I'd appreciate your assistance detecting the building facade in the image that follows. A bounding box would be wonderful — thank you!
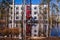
[31,5,39,37]
[39,4,49,37]
[9,5,22,39]
[9,4,49,38]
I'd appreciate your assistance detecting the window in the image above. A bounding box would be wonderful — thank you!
[34,12,37,14]
[21,7,23,10]
[16,16,19,19]
[9,20,12,23]
[27,6,31,10]
[43,25,47,32]
[2,17,6,19]
[0,24,5,27]
[34,7,37,9]
[44,12,47,14]
[16,24,18,27]
[11,17,12,19]
[44,25,47,27]
[16,11,19,14]
[40,16,42,19]
[34,30,37,32]
[11,12,12,14]
[16,24,20,27]
[44,25,47,31]
[44,20,48,23]
[3,25,6,27]
[39,7,42,9]
[9,24,12,28]
[0,24,3,27]
[43,17,47,19]
[34,17,37,19]
[34,34,37,36]
[9,16,12,20]
[34,24,37,27]
[16,7,19,9]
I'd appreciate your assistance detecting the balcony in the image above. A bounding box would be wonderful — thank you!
[0,19,6,23]
[26,19,38,24]
[32,20,38,23]
[26,10,31,14]
[30,18,38,23]
[26,26,31,33]
[26,6,31,19]
[26,25,31,36]
[26,15,32,19]
[26,10,31,19]
[39,20,44,23]
[26,6,31,10]
[14,20,21,23]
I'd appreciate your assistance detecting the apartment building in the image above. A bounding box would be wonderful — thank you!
[26,5,31,36]
[39,4,49,37]
[0,2,9,36]
[9,5,22,39]
[31,5,39,37]
[9,5,22,28]
[9,4,49,37]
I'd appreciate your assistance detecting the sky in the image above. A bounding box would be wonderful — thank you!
[15,0,41,5]
[0,0,60,9]
[0,0,41,4]
[14,0,59,5]
[0,0,59,5]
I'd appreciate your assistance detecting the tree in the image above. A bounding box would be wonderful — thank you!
[41,0,52,37]
[0,0,11,37]
[41,0,60,37]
